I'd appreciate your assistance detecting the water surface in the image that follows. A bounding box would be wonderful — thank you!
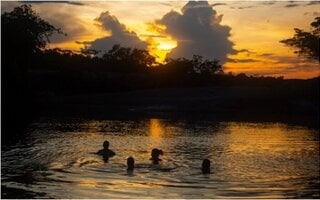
[2,118,319,198]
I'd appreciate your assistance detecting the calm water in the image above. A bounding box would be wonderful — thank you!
[1,118,319,198]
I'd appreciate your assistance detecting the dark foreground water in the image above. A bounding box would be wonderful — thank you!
[1,118,319,198]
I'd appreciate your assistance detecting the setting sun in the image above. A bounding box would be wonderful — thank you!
[150,40,177,63]
[157,42,176,51]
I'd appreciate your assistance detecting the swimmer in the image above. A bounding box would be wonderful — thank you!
[127,157,135,171]
[202,159,211,174]
[150,148,163,164]
[97,140,116,159]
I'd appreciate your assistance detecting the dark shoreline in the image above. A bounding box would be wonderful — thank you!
[37,86,319,129]
[2,85,319,146]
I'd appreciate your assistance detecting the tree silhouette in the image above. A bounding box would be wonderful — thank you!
[102,44,156,72]
[2,4,63,65]
[1,5,63,141]
[164,55,223,76]
[280,17,319,61]
[191,55,223,75]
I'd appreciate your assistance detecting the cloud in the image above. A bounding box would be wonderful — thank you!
[237,6,257,9]
[306,1,320,6]
[284,2,306,8]
[18,1,85,6]
[211,3,227,7]
[66,2,85,6]
[160,2,173,7]
[155,1,236,63]
[237,49,256,54]
[139,34,166,38]
[248,62,320,78]
[85,11,148,55]
[304,11,320,16]
[41,11,87,43]
[260,2,276,5]
[227,58,260,63]
[235,49,257,57]
[259,53,275,57]
[285,4,300,8]
[0,1,21,14]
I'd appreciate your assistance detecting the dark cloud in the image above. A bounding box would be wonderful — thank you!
[227,58,260,63]
[304,11,320,16]
[160,2,173,7]
[237,6,257,9]
[306,1,320,5]
[264,55,315,64]
[86,11,147,55]
[236,49,257,56]
[284,2,306,8]
[139,34,166,38]
[285,4,300,8]
[248,63,320,78]
[211,3,228,7]
[156,1,236,63]
[228,2,258,9]
[284,64,320,71]
[260,53,275,57]
[67,1,85,6]
[18,1,85,6]
[237,49,253,53]
[260,2,276,6]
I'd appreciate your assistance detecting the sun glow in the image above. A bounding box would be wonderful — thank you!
[140,23,177,63]
[157,43,176,51]
[148,39,177,63]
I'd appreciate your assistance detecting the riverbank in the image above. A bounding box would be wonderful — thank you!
[37,86,318,127]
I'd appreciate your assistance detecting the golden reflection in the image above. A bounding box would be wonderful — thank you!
[149,119,164,139]
[226,123,291,153]
[76,180,101,188]
[83,120,105,133]
[221,122,319,180]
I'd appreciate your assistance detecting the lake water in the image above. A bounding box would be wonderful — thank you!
[1,118,319,198]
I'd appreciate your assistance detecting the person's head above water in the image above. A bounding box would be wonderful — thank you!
[97,140,115,159]
[202,159,211,174]
[127,157,135,170]
[151,148,163,160]
[103,140,110,150]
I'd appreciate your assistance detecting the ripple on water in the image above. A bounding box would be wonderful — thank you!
[1,119,319,198]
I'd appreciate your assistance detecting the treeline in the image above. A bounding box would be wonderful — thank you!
[27,46,289,96]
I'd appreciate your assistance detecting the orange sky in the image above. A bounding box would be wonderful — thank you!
[2,1,319,79]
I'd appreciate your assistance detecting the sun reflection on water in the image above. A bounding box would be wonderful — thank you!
[149,118,165,139]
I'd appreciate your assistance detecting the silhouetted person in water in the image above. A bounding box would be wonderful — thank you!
[127,157,135,171]
[97,140,115,162]
[202,159,211,174]
[150,148,163,164]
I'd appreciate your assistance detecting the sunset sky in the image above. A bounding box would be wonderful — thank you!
[2,1,320,79]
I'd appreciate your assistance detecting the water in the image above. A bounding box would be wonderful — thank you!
[1,118,319,198]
